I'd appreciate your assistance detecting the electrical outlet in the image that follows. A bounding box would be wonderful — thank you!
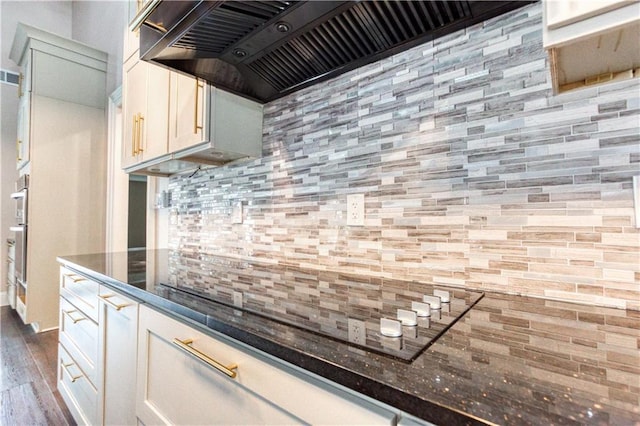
[347,194,365,226]
[233,291,243,308]
[347,318,366,344]
[232,201,243,224]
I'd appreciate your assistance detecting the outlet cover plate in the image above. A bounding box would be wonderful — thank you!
[347,318,367,344]
[347,194,365,226]
[232,201,243,224]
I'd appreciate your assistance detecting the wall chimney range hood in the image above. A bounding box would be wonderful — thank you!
[135,1,529,103]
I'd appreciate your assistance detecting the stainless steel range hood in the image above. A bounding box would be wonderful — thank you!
[134,0,530,104]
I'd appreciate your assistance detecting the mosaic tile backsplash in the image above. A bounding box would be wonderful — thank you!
[168,3,640,310]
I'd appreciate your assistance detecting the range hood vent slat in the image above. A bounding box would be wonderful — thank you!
[140,1,531,102]
[248,0,470,95]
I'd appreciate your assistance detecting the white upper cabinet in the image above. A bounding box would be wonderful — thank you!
[543,0,640,93]
[122,57,170,168]
[167,72,263,162]
[10,24,107,171]
[121,2,264,177]
[168,71,206,152]
[16,89,30,169]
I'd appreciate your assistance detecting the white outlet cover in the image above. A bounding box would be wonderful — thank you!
[232,201,243,224]
[347,193,365,226]
[233,291,243,308]
[633,176,639,228]
[347,318,367,343]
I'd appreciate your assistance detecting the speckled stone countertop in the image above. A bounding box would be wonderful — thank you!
[58,250,640,425]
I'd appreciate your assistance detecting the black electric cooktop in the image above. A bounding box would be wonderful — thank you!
[159,253,484,361]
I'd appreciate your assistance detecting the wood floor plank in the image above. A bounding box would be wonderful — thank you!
[1,312,43,391]
[0,306,76,425]
[1,379,72,426]
[23,329,60,389]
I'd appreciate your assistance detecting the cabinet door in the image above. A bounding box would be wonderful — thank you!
[168,72,206,153]
[99,286,139,426]
[140,64,170,160]
[122,58,146,168]
[122,59,169,168]
[136,306,302,425]
[16,92,30,169]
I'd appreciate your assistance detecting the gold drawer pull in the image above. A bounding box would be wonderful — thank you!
[173,338,238,379]
[99,294,129,311]
[63,273,86,283]
[132,114,138,156]
[194,79,204,134]
[61,362,83,383]
[63,309,86,324]
[138,114,145,152]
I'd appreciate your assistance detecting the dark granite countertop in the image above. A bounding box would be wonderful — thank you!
[58,250,640,425]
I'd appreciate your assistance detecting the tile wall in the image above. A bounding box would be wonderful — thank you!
[168,2,640,310]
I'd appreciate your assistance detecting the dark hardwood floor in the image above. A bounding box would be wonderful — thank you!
[1,306,76,425]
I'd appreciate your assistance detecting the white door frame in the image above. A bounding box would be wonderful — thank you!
[105,86,128,253]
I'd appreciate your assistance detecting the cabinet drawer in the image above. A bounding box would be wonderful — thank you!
[60,267,99,322]
[59,297,99,386]
[58,343,98,426]
[137,306,396,425]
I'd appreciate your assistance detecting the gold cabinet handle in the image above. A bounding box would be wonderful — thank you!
[18,73,23,98]
[63,273,86,283]
[138,113,144,152]
[61,362,83,383]
[194,79,204,134]
[16,139,22,162]
[132,114,138,156]
[99,294,129,311]
[173,338,238,379]
[63,309,87,324]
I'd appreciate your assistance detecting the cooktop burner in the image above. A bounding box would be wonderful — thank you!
[159,253,483,361]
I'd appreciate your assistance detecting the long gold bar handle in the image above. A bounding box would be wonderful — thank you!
[194,79,204,134]
[99,294,129,311]
[16,139,22,162]
[138,114,144,152]
[62,362,83,383]
[63,273,86,283]
[18,73,23,98]
[132,114,138,156]
[173,338,238,379]
[63,309,87,324]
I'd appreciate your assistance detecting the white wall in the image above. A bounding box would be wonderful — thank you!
[71,1,126,95]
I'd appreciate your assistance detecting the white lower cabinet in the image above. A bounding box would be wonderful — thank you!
[58,343,100,425]
[99,285,139,425]
[57,270,100,426]
[136,305,397,426]
[58,266,139,426]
